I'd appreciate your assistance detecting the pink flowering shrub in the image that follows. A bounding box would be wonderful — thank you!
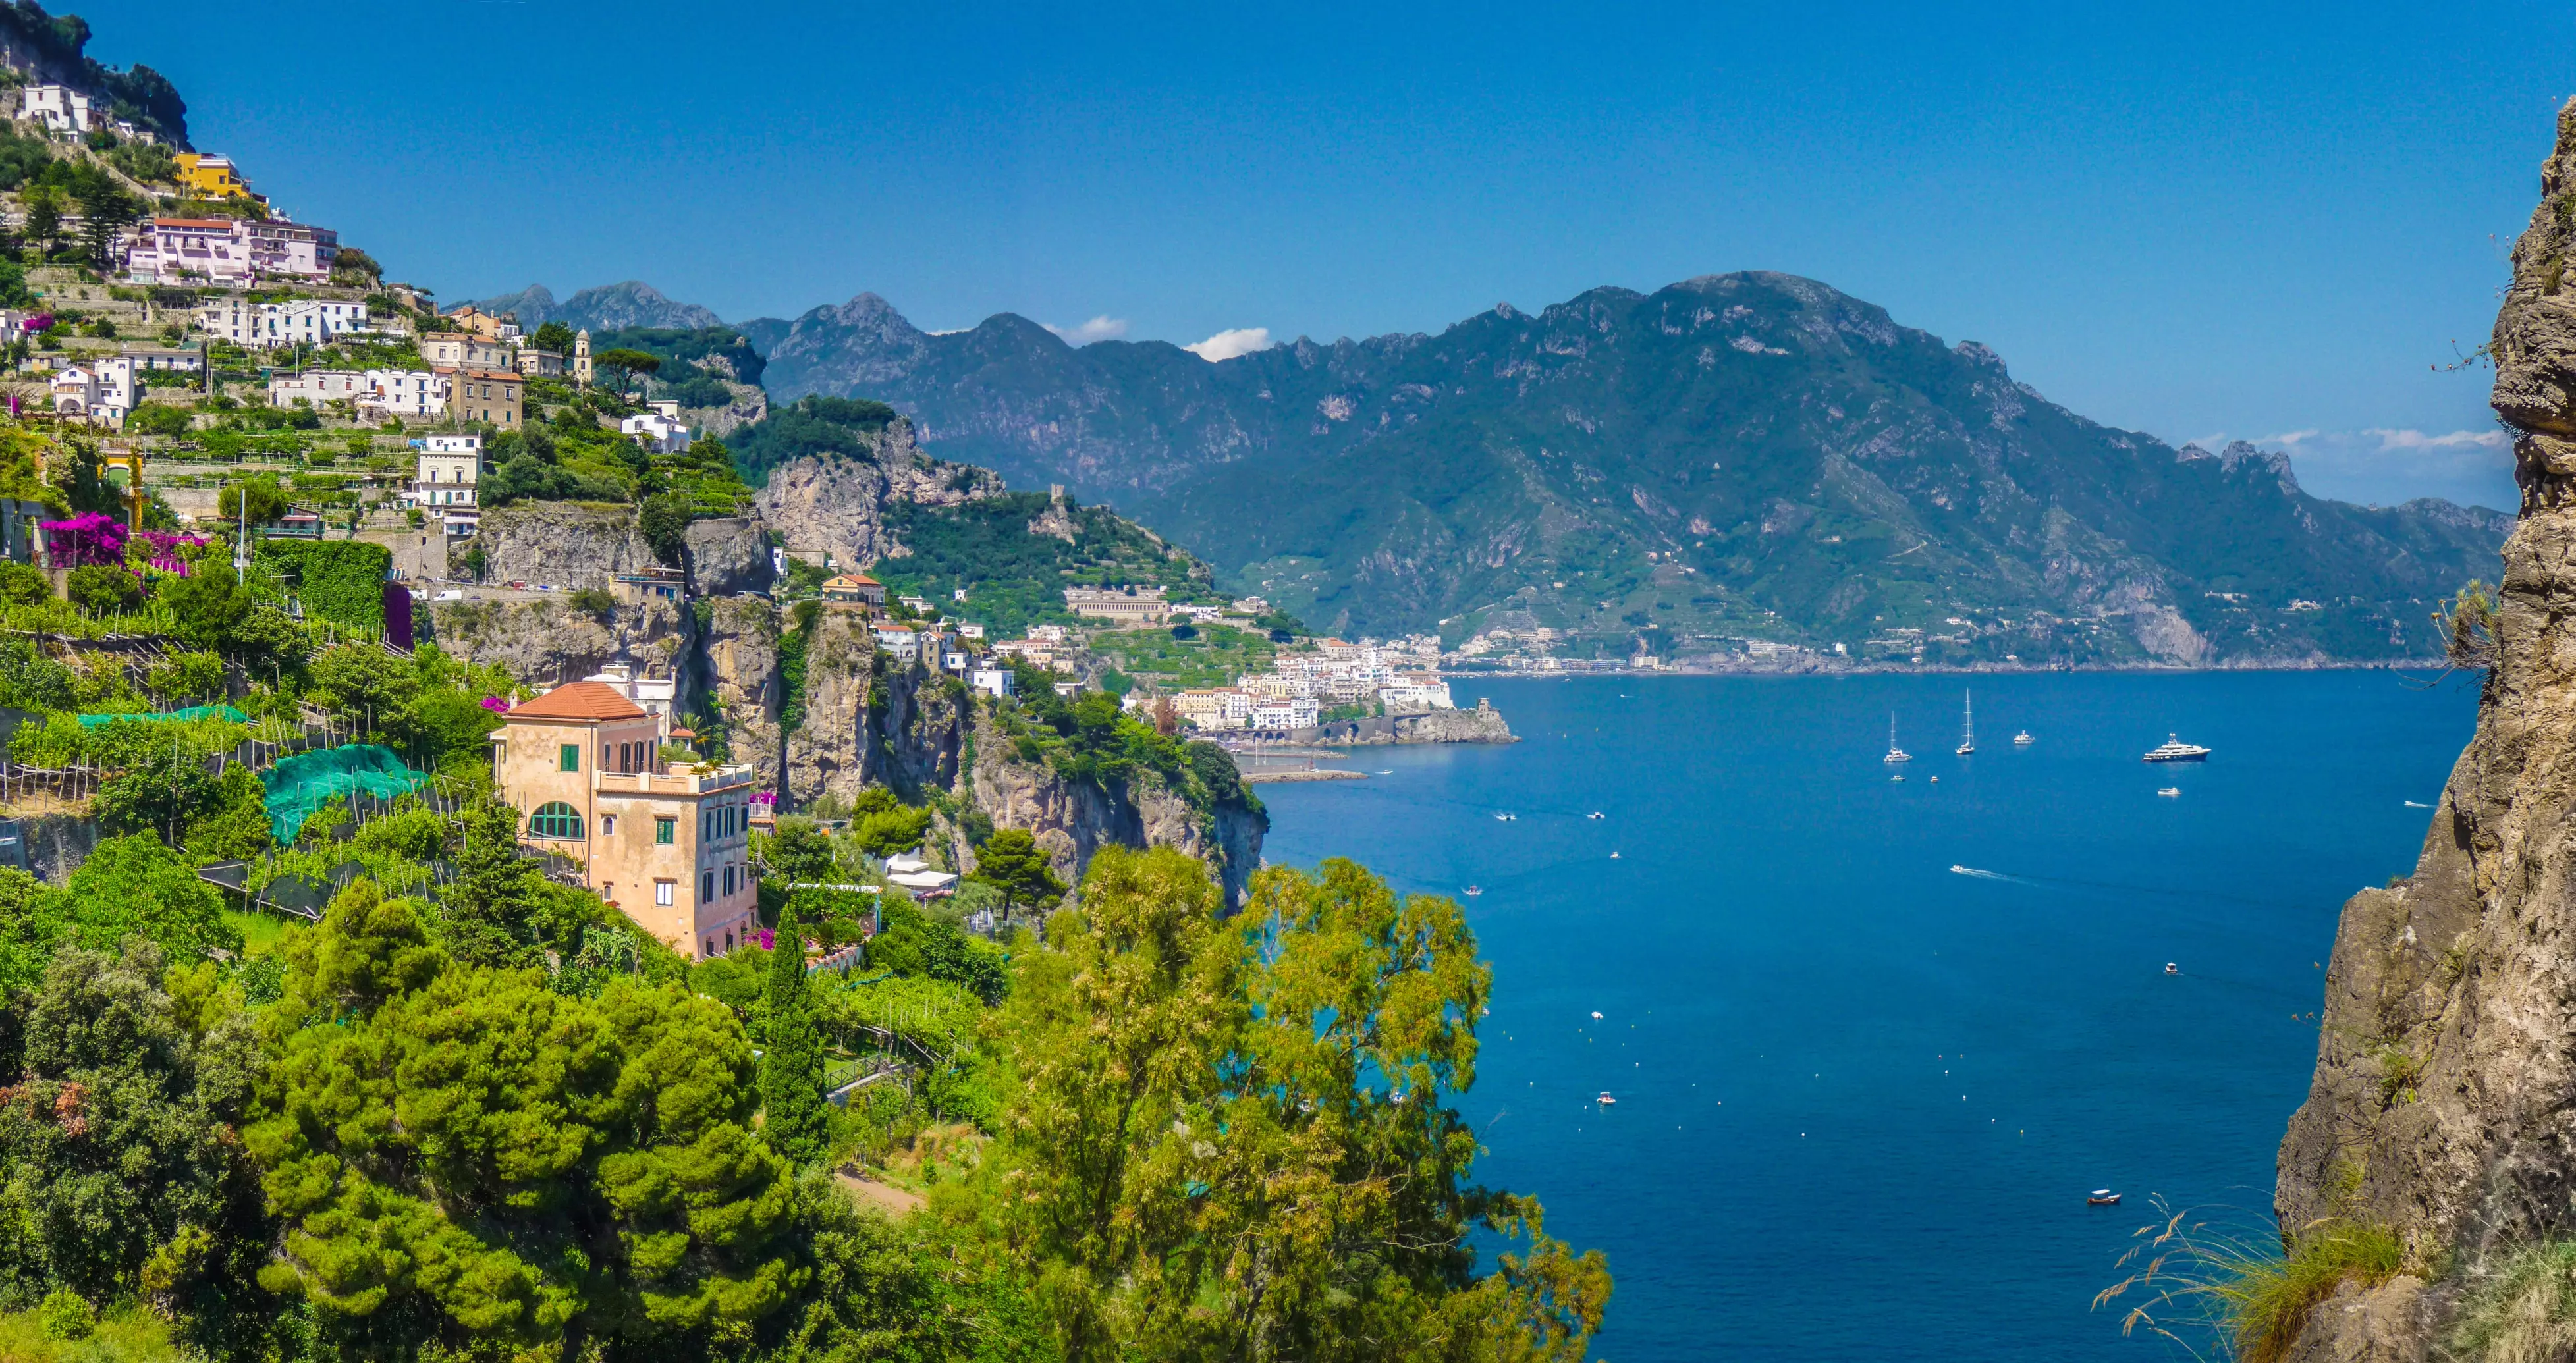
[136,529,207,577]
[42,513,127,568]
[757,928,776,951]
[480,696,512,714]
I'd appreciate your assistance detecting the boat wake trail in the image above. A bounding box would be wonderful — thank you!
[1948,865,2304,911]
[1948,866,2033,884]
[2405,801,2434,809]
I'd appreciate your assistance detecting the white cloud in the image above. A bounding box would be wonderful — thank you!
[2259,428,2320,447]
[1043,315,1129,346]
[2363,427,2511,450]
[1184,327,1273,362]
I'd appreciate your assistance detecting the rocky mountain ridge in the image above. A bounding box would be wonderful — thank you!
[464,280,725,333]
[732,278,2511,666]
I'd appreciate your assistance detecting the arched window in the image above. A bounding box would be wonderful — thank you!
[600,814,617,836]
[530,801,584,839]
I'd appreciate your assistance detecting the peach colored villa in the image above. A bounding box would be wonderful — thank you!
[491,680,759,960]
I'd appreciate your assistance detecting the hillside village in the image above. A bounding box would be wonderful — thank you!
[0,14,1628,1363]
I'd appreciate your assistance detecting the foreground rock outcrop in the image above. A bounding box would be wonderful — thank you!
[2270,98,2576,1360]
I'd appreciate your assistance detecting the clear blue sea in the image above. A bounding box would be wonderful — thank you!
[1254,671,2479,1361]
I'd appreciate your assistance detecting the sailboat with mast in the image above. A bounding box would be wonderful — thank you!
[1883,714,1911,764]
[1956,691,1975,757]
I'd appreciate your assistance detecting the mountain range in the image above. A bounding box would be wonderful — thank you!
[464,281,724,334]
[480,273,2513,665]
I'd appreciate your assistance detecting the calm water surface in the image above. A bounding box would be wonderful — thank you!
[1255,672,2477,1361]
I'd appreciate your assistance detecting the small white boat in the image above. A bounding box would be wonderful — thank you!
[1884,714,1911,764]
[2164,963,2179,975]
[1597,1092,1617,1106]
[1890,773,1906,782]
[1591,1011,1603,1019]
[1587,811,1604,820]
[2156,787,2181,798]
[2013,730,2034,746]
[2087,1189,2122,1206]
[1465,886,1483,897]
[1956,690,1975,756]
[1493,812,1516,822]
[1377,769,1392,775]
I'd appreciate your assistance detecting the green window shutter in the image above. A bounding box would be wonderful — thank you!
[656,817,674,845]
[560,743,578,772]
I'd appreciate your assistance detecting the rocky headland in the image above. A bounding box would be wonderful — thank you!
[2266,96,2576,1361]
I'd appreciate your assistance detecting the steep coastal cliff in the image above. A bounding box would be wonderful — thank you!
[428,456,1265,904]
[2267,99,2576,1360]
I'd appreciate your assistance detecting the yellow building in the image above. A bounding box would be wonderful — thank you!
[173,153,255,201]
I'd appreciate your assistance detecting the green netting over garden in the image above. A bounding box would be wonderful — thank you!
[261,743,427,843]
[78,705,250,728]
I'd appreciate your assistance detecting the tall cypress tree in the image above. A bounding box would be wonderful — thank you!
[761,905,827,1163]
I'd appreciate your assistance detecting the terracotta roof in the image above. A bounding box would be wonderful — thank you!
[505,681,645,722]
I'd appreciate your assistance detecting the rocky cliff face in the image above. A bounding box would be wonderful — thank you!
[458,502,660,589]
[2269,98,2576,1360]
[751,417,1005,569]
[437,467,1265,902]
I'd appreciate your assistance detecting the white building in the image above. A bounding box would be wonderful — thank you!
[1249,696,1321,731]
[872,627,919,661]
[410,435,481,534]
[49,358,136,426]
[20,84,93,134]
[969,665,1016,698]
[132,217,336,287]
[268,369,368,406]
[1378,679,1456,712]
[362,369,443,417]
[196,297,369,350]
[620,406,690,454]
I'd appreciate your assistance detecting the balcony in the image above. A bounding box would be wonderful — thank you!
[593,762,758,797]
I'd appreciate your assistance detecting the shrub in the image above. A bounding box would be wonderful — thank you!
[64,563,140,616]
[567,585,615,616]
[38,1287,93,1340]
[0,560,48,604]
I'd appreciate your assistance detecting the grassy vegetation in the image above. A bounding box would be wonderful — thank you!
[2098,1206,2407,1363]
[2447,1237,2576,1362]
[0,1297,182,1362]
[1087,622,1276,688]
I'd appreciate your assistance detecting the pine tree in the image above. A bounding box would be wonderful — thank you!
[438,803,543,969]
[760,906,827,1163]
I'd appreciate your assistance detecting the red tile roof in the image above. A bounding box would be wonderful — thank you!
[506,681,645,722]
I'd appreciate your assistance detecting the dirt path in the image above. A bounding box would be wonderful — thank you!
[834,1169,925,1217]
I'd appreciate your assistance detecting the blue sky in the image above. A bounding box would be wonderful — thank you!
[76,0,2572,510]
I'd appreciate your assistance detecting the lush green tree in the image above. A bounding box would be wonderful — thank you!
[248,880,802,1354]
[854,804,934,859]
[24,835,236,969]
[968,828,1066,921]
[63,562,140,616]
[310,641,418,731]
[593,346,663,392]
[93,744,217,842]
[639,491,693,564]
[979,847,1609,1361]
[769,1187,1053,1362]
[215,477,288,525]
[407,685,503,770]
[863,897,1008,1005]
[157,566,252,652]
[437,801,549,969]
[24,184,61,255]
[532,320,576,356]
[762,815,840,885]
[0,636,77,708]
[760,906,827,1164]
[0,943,287,1357]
